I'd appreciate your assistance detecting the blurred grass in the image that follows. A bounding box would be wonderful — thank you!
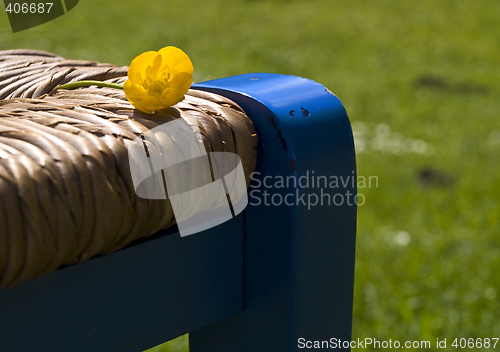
[2,0,500,350]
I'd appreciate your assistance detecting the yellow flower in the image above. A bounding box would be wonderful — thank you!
[124,46,193,114]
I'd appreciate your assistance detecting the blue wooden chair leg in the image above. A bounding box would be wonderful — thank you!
[190,74,357,351]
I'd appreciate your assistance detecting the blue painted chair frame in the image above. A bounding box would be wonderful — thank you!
[0,73,357,352]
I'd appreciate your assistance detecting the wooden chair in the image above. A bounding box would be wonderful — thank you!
[0,73,357,352]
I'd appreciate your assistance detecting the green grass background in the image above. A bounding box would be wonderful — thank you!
[1,0,500,350]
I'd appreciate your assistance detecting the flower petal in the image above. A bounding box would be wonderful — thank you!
[170,72,193,92]
[127,51,157,83]
[124,80,146,100]
[158,46,194,75]
[150,53,163,78]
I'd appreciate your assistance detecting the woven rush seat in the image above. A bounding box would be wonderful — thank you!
[0,50,258,288]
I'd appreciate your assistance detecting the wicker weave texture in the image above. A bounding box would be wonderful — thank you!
[0,50,258,288]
